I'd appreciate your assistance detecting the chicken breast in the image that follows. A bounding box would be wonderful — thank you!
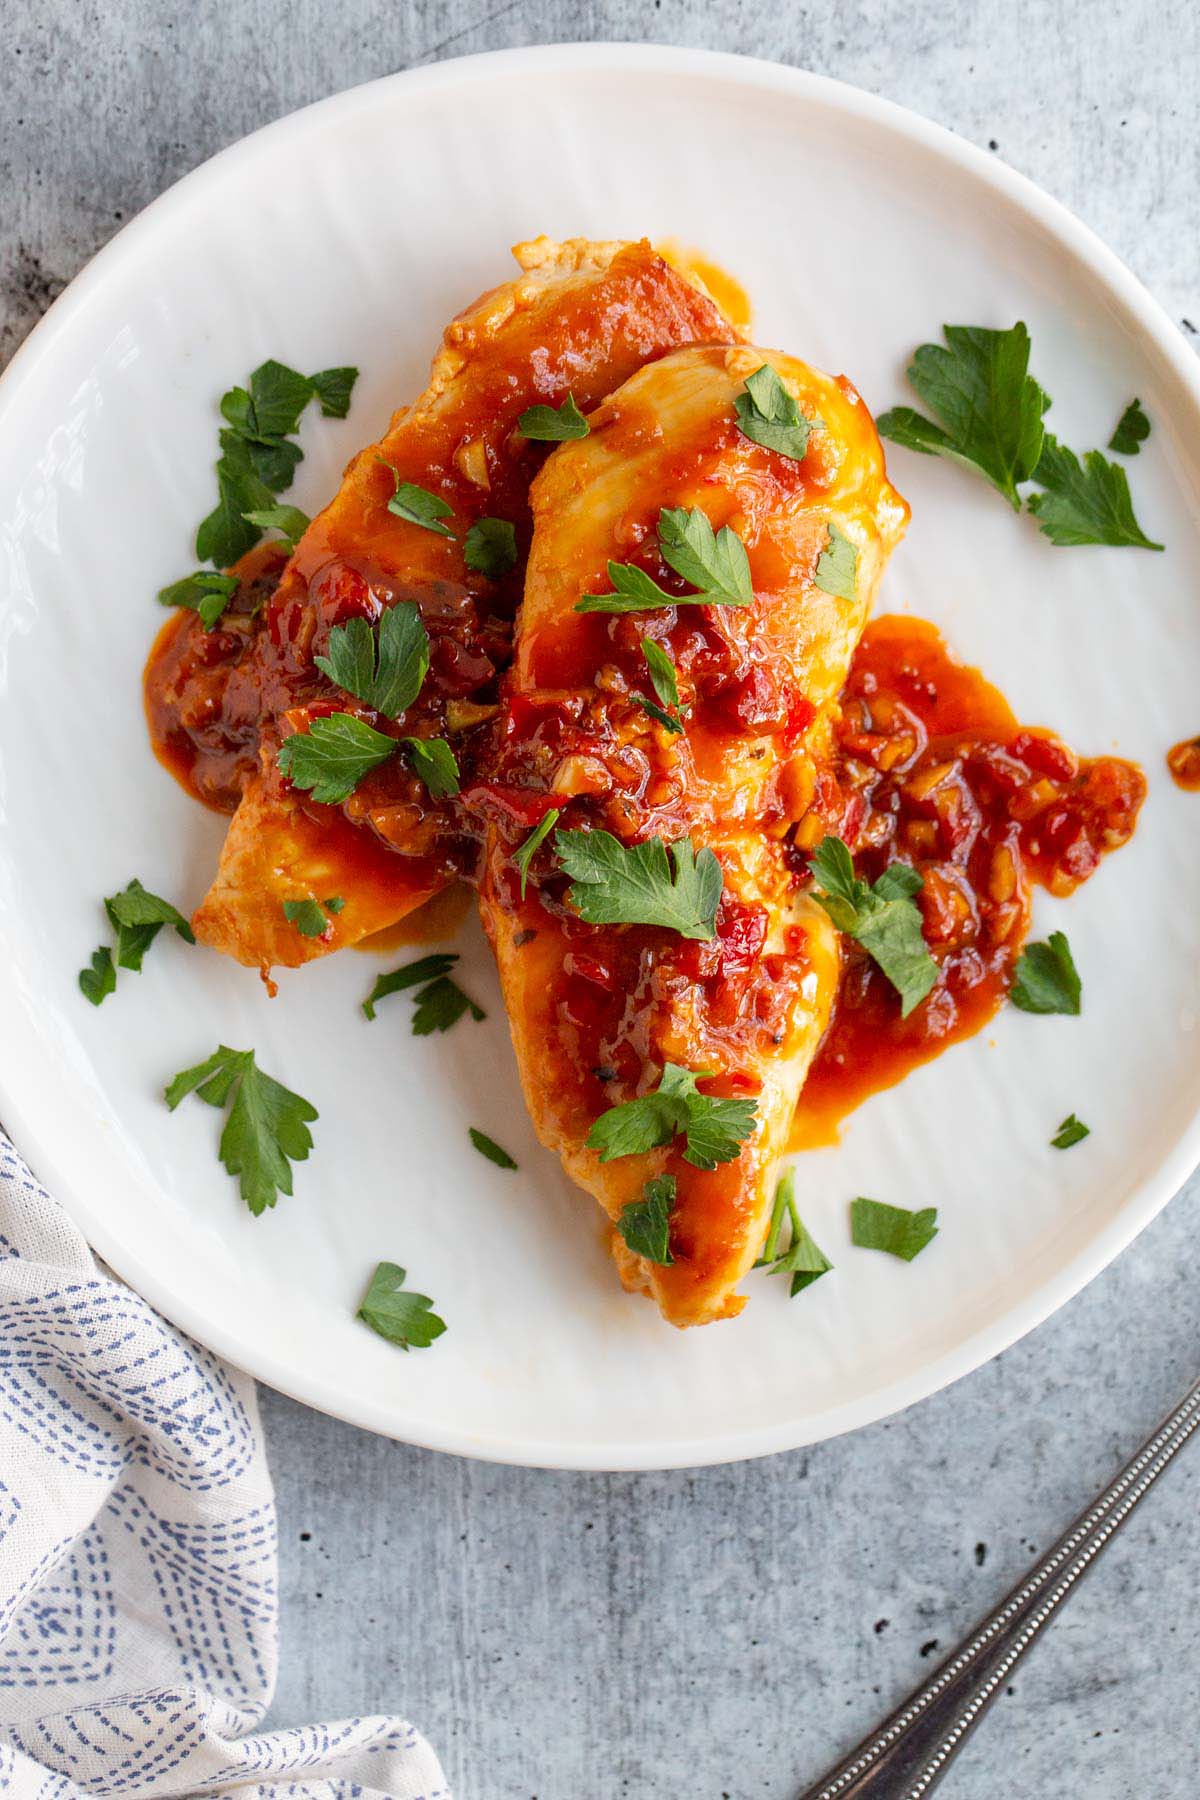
[474,344,908,1326]
[177,238,739,972]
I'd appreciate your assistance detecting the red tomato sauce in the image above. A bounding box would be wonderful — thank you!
[792,616,1146,1144]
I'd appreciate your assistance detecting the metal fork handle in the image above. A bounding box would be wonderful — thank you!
[799,1375,1200,1799]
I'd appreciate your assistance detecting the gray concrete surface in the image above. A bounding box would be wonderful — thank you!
[5,3,1199,1795]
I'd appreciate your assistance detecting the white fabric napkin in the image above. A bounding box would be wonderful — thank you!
[0,1128,449,1800]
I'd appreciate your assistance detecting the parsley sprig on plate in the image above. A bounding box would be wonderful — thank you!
[357,1261,447,1350]
[158,358,358,628]
[877,321,1160,548]
[850,1196,939,1261]
[165,1045,317,1215]
[1009,930,1081,1014]
[755,1168,832,1297]
[79,878,195,1006]
[587,1063,757,1170]
[361,951,485,1033]
[807,836,937,1018]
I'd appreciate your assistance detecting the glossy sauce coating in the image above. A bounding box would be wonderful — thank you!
[145,239,740,972]
[792,616,1146,1144]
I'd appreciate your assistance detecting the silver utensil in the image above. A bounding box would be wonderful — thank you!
[798,1375,1200,1798]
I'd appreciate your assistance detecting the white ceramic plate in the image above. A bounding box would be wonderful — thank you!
[2,45,1198,1470]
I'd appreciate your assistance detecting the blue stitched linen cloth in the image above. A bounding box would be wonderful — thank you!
[0,1130,449,1800]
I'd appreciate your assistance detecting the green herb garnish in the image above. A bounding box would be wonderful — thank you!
[402,736,460,798]
[517,393,590,441]
[616,1176,676,1265]
[314,603,430,719]
[734,364,814,461]
[463,517,518,576]
[850,1196,939,1262]
[165,1045,317,1216]
[79,946,116,1007]
[577,507,752,613]
[555,829,722,940]
[807,837,937,1018]
[361,952,485,1034]
[876,323,1050,508]
[276,713,398,805]
[357,1261,446,1350]
[241,503,310,548]
[1108,399,1150,457]
[1051,1113,1090,1150]
[813,523,858,600]
[381,467,455,537]
[283,897,343,939]
[156,571,240,630]
[1026,436,1162,549]
[630,637,685,734]
[756,1168,833,1296]
[587,1063,757,1171]
[1009,930,1081,1014]
[513,808,561,900]
[469,1128,518,1170]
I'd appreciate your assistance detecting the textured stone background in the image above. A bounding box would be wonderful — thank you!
[4,4,1199,1797]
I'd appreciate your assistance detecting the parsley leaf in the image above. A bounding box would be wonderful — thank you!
[850,1196,939,1262]
[165,1045,317,1216]
[876,322,1050,508]
[310,366,359,419]
[283,897,342,939]
[360,952,485,1033]
[157,571,240,630]
[657,506,753,604]
[576,562,682,615]
[402,736,460,798]
[411,976,486,1036]
[1051,1112,1090,1150]
[1026,436,1162,549]
[245,359,322,438]
[813,523,858,600]
[1009,930,1081,1014]
[362,951,457,1020]
[587,1063,757,1171]
[382,465,455,536]
[734,364,814,460]
[106,878,196,969]
[756,1168,832,1296]
[277,713,398,804]
[79,946,116,1006]
[463,517,518,577]
[517,393,590,441]
[314,603,430,719]
[241,503,310,548]
[177,359,357,579]
[631,637,685,734]
[513,808,561,899]
[469,1128,517,1170]
[807,837,937,1018]
[196,432,278,567]
[577,509,752,614]
[616,1176,676,1266]
[1108,398,1150,457]
[555,829,723,940]
[357,1261,446,1351]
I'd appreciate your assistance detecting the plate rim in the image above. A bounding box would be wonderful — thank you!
[3,40,1199,1470]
